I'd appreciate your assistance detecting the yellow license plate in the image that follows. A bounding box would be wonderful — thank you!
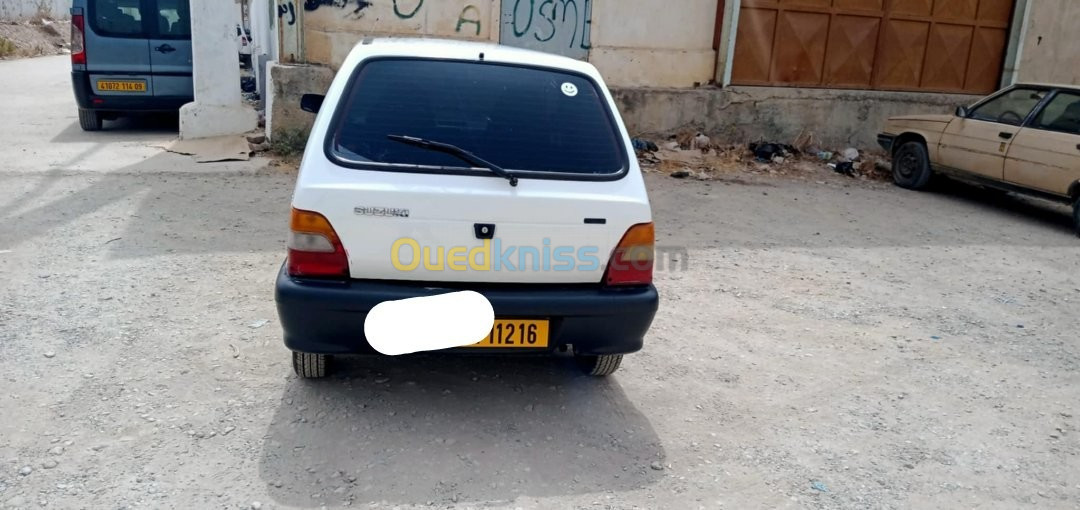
[98,80,146,92]
[469,319,549,348]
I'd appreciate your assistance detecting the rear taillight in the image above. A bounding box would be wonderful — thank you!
[287,208,349,278]
[604,223,655,286]
[70,15,86,65]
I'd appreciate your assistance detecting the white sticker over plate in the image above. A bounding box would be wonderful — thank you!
[561,82,578,97]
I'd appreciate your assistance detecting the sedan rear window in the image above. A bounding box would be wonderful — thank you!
[329,59,626,177]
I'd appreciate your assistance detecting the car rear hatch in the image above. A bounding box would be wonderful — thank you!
[293,57,651,285]
[82,0,155,99]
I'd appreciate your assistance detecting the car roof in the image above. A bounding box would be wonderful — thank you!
[1014,82,1080,91]
[341,37,600,77]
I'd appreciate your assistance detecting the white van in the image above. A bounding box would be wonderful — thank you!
[276,39,658,379]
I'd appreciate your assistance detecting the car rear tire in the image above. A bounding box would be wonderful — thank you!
[292,351,330,379]
[892,141,932,190]
[575,353,623,376]
[78,109,102,131]
[1072,198,1080,238]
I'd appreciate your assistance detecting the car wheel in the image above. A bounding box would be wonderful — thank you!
[1072,198,1080,238]
[78,109,102,131]
[892,141,932,190]
[575,353,623,376]
[292,351,330,379]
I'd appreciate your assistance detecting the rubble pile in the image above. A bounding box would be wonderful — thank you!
[634,131,892,183]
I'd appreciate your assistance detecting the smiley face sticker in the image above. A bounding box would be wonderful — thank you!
[560,82,579,97]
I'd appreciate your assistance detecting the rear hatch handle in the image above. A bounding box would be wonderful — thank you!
[155,44,177,53]
[387,135,519,187]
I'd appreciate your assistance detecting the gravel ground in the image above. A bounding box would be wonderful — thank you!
[2,56,1080,509]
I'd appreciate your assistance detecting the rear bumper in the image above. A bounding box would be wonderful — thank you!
[71,71,192,112]
[877,133,896,153]
[275,265,659,356]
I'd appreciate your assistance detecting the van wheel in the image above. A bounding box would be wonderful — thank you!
[893,141,932,190]
[575,354,623,376]
[78,109,102,131]
[292,351,330,379]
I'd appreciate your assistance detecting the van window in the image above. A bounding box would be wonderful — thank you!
[329,59,626,177]
[91,0,145,37]
[155,0,190,38]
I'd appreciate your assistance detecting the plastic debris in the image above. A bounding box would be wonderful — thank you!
[632,138,659,153]
[829,161,856,177]
[842,147,860,161]
[749,142,796,162]
[810,480,829,492]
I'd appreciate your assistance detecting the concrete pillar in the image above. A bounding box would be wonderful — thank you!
[714,0,741,88]
[179,0,258,139]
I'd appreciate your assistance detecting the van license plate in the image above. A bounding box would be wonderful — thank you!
[98,80,147,92]
[468,320,549,348]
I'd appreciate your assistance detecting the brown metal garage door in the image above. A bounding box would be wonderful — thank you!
[731,0,1015,94]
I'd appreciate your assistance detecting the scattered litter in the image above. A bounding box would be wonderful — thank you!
[164,135,252,163]
[829,161,856,177]
[104,237,122,245]
[43,352,55,358]
[817,151,834,160]
[842,148,860,161]
[749,141,796,162]
[650,461,665,471]
[931,336,942,341]
[373,376,391,384]
[810,480,829,493]
[229,344,240,358]
[661,141,680,151]
[248,319,269,329]
[691,133,712,151]
[631,138,659,153]
[0,250,11,255]
[240,76,256,93]
[670,170,691,179]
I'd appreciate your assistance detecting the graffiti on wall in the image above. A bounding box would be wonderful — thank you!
[501,0,591,59]
[277,0,297,25]
[297,0,485,36]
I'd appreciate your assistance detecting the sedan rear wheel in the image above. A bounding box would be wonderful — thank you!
[575,353,623,376]
[892,141,932,190]
[292,351,330,379]
[1072,198,1080,238]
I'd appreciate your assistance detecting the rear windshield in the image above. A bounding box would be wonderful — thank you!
[329,59,626,177]
[90,0,144,36]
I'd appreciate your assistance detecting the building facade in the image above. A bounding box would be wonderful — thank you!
[259,0,1079,146]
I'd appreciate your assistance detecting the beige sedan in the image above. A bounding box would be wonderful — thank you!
[879,83,1080,236]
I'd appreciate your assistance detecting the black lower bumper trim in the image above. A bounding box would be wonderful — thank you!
[274,265,659,356]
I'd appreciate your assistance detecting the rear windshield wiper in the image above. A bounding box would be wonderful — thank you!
[387,135,518,187]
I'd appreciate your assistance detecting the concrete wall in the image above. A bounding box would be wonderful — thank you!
[1016,0,1080,85]
[0,0,69,21]
[589,0,719,88]
[301,0,499,69]
[612,87,980,149]
[266,62,335,141]
[290,0,720,87]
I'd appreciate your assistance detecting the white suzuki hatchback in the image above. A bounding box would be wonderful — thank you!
[276,39,658,378]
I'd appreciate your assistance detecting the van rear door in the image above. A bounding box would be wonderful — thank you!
[84,0,154,98]
[147,0,193,101]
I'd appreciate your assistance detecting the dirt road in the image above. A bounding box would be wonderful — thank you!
[1,56,1079,509]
